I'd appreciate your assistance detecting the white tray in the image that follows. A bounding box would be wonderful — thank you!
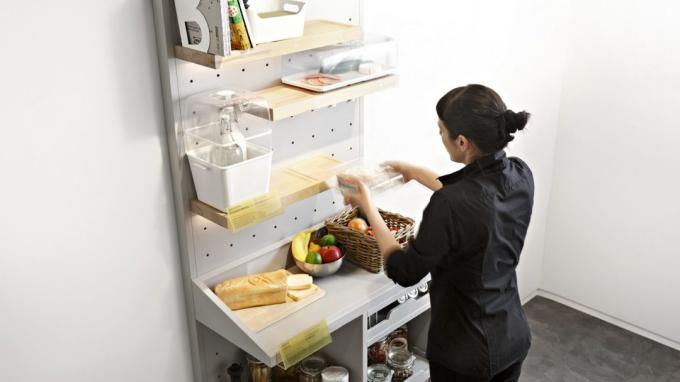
[281,67,397,93]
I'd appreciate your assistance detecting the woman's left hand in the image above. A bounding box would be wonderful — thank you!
[339,175,375,213]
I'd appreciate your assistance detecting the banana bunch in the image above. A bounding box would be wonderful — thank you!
[291,230,312,262]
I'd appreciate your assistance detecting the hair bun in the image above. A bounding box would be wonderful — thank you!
[502,110,530,134]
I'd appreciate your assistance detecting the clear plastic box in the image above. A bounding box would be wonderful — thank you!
[281,35,397,92]
[330,161,405,195]
[183,89,274,210]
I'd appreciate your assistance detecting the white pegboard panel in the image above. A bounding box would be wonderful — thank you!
[175,57,283,99]
[192,188,348,276]
[197,322,245,382]
[270,100,360,163]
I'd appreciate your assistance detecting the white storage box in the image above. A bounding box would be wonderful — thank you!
[246,0,307,44]
[183,89,273,210]
[187,143,273,210]
[282,35,397,92]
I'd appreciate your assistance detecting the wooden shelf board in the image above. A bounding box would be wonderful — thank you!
[175,20,363,69]
[191,156,343,229]
[258,75,399,121]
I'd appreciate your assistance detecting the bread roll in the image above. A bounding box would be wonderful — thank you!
[215,269,288,310]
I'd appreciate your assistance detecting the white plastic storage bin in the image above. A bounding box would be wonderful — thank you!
[246,0,307,44]
[187,143,273,210]
[182,89,273,210]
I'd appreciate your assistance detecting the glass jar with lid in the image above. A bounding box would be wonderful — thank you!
[386,338,415,382]
[247,355,272,382]
[297,355,326,382]
[367,364,393,382]
[321,366,349,382]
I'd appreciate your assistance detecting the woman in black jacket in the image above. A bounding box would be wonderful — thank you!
[342,84,534,382]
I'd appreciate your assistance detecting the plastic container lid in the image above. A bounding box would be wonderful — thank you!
[321,366,349,382]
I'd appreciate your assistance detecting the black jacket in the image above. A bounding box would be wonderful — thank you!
[386,151,534,378]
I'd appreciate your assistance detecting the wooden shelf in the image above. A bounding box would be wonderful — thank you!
[191,155,344,230]
[175,20,363,69]
[257,75,398,121]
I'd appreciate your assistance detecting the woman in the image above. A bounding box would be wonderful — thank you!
[342,84,534,382]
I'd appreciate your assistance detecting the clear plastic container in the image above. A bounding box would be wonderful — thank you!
[333,162,405,195]
[182,88,273,210]
[282,35,397,92]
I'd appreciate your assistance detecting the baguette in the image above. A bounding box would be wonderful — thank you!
[215,269,288,310]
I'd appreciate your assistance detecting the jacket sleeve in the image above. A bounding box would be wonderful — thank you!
[385,192,454,287]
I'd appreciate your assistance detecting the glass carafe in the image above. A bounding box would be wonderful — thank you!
[209,105,247,166]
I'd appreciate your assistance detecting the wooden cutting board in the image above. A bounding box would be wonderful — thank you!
[233,285,326,332]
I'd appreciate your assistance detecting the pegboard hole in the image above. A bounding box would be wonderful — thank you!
[349,147,353,150]
[314,209,317,212]
[192,110,196,115]
[252,234,256,238]
[241,68,246,72]
[331,153,335,157]
[215,352,219,356]
[288,58,292,62]
[203,227,207,230]
[332,201,336,205]
[294,216,298,221]
[311,134,315,138]
[190,79,194,83]
[266,63,270,67]
[349,18,353,22]
[216,73,221,78]
[206,253,210,257]
[291,141,295,145]
[331,128,335,132]
[229,243,234,247]
[349,122,353,126]
[274,225,278,229]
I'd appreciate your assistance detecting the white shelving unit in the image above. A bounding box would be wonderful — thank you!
[151,1,432,381]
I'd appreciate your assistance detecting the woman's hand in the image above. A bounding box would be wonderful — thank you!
[339,175,375,213]
[382,161,418,182]
[383,161,443,191]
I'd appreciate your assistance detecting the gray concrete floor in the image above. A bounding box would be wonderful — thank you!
[522,296,680,382]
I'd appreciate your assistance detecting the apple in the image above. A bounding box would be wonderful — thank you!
[318,245,342,263]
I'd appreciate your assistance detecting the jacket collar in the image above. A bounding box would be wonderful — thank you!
[438,150,507,185]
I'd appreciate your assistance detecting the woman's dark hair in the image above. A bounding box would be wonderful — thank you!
[436,84,530,154]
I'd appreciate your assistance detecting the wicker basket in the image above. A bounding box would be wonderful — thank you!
[325,207,415,273]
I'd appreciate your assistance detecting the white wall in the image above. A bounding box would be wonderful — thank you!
[0,1,193,382]
[543,0,680,348]
[363,0,571,300]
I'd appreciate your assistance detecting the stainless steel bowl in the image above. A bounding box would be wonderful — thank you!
[294,256,344,277]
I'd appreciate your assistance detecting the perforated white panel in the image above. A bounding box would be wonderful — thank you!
[155,1,366,380]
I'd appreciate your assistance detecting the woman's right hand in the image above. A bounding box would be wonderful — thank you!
[382,161,418,182]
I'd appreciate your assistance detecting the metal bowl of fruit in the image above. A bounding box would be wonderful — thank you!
[294,255,344,277]
[292,231,345,277]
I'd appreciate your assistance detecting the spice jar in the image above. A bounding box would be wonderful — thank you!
[367,364,393,382]
[368,337,389,365]
[247,355,272,382]
[387,326,408,343]
[298,355,326,382]
[272,363,297,382]
[386,338,415,382]
[321,366,349,382]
